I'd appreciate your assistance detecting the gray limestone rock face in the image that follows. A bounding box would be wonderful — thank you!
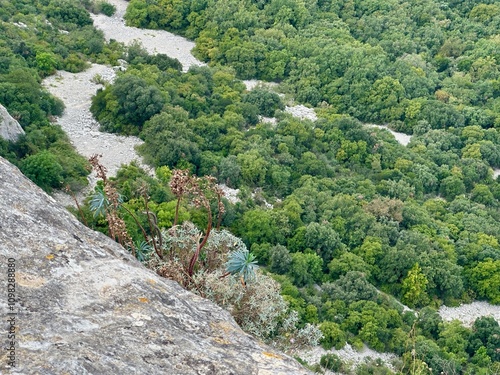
[0,157,311,375]
[0,104,25,142]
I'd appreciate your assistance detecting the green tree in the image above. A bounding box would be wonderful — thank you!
[238,209,272,246]
[269,244,292,274]
[305,222,344,265]
[237,149,268,186]
[323,271,378,304]
[438,320,471,364]
[242,89,284,117]
[470,184,494,205]
[319,321,346,350]
[468,316,500,362]
[289,252,323,286]
[328,252,371,280]
[151,201,190,228]
[440,175,466,201]
[219,155,241,188]
[139,109,201,168]
[365,76,405,123]
[46,0,93,27]
[112,75,165,129]
[21,151,64,192]
[418,100,465,129]
[35,52,57,76]
[417,307,443,340]
[467,259,500,303]
[401,263,429,308]
[354,236,384,265]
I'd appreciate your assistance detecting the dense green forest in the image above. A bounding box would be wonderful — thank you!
[1,0,500,373]
[124,0,500,133]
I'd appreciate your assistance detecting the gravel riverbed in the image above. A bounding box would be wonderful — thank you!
[44,64,150,206]
[439,301,500,327]
[91,0,205,72]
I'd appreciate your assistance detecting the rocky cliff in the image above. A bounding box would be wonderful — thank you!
[0,157,310,374]
[0,104,24,142]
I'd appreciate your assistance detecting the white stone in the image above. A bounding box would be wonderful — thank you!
[0,104,25,142]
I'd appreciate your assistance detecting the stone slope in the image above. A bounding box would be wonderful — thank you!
[0,157,310,375]
[0,104,24,142]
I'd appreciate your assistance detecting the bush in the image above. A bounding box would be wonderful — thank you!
[319,321,347,350]
[269,244,292,274]
[112,75,165,127]
[356,359,394,375]
[242,89,284,117]
[46,0,93,28]
[320,353,343,372]
[98,1,116,16]
[147,54,182,71]
[202,270,288,339]
[84,0,116,16]
[21,151,64,192]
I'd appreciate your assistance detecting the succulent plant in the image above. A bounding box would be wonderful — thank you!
[225,248,259,284]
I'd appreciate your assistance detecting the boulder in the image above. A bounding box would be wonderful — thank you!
[0,104,24,142]
[0,157,310,375]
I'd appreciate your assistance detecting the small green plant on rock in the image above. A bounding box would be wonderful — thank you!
[88,154,134,251]
[87,155,162,260]
[320,353,343,372]
[223,248,259,285]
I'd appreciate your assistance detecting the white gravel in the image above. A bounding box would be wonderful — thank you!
[91,0,205,72]
[285,105,318,121]
[365,124,412,146]
[438,301,500,327]
[297,344,397,373]
[260,116,278,125]
[218,184,240,204]
[43,64,150,205]
[243,79,279,91]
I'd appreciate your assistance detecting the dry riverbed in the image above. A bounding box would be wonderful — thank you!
[44,64,151,206]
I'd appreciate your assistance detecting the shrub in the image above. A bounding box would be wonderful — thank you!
[46,0,93,28]
[21,151,64,192]
[202,270,287,338]
[356,359,394,375]
[85,0,116,16]
[242,89,284,117]
[98,1,116,16]
[319,321,347,350]
[320,353,343,372]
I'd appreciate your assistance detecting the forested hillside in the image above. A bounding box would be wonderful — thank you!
[2,0,499,373]
[124,0,500,133]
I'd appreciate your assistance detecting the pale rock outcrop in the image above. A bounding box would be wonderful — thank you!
[0,157,310,375]
[0,104,24,142]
